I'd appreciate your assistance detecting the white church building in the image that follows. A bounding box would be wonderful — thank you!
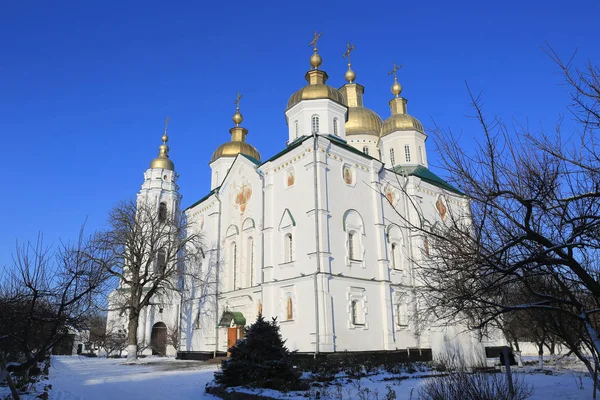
[107,38,504,363]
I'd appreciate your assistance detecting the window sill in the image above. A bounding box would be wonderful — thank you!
[279,261,296,267]
[280,319,295,324]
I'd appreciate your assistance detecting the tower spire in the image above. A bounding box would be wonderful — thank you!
[342,42,356,83]
[149,116,175,170]
[308,30,323,70]
[388,63,403,97]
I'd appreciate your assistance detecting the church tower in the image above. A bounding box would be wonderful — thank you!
[138,117,182,219]
[338,43,383,159]
[285,32,348,143]
[209,94,261,189]
[378,65,428,169]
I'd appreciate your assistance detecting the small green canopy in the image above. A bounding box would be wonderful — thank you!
[218,311,246,327]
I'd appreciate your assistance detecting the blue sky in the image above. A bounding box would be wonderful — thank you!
[1,0,598,268]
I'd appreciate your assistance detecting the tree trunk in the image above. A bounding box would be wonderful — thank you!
[538,343,544,369]
[126,312,139,362]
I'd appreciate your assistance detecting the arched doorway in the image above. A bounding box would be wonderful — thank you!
[150,322,167,356]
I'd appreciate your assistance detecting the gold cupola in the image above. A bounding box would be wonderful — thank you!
[286,31,345,109]
[150,117,175,171]
[211,93,261,163]
[380,63,424,137]
[338,43,383,137]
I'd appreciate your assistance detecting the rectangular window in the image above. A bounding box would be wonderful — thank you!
[404,145,411,162]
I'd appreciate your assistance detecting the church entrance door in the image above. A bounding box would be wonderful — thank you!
[227,327,238,354]
[151,322,167,356]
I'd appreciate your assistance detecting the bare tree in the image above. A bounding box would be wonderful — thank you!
[392,48,600,387]
[0,231,109,399]
[94,200,204,362]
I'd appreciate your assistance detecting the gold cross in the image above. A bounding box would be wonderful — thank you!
[342,42,355,64]
[309,30,322,51]
[164,116,170,133]
[388,63,402,80]
[234,92,242,110]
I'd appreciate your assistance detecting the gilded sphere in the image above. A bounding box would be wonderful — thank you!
[391,81,402,96]
[345,68,356,83]
[161,134,168,143]
[310,52,322,69]
[232,111,243,125]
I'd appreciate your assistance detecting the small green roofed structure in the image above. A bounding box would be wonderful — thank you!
[218,311,246,327]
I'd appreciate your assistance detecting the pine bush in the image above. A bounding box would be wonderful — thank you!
[214,316,302,391]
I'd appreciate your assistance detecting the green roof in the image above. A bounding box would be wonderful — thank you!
[218,311,246,327]
[392,165,464,195]
[239,153,261,165]
[184,186,219,211]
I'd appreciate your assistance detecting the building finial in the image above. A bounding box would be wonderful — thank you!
[388,63,403,97]
[342,42,356,83]
[162,115,170,143]
[308,30,323,70]
[232,92,243,127]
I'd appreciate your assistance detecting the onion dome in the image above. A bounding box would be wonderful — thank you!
[380,64,425,137]
[150,117,175,170]
[287,32,345,109]
[338,43,383,137]
[211,94,261,163]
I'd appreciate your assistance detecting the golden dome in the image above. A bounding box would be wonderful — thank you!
[211,140,261,163]
[381,113,424,137]
[287,83,345,109]
[346,107,383,137]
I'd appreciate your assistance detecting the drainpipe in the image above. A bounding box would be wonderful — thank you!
[312,130,321,358]
[214,193,222,358]
[258,169,266,293]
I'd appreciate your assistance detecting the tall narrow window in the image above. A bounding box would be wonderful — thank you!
[333,117,339,135]
[247,237,254,287]
[311,115,320,134]
[405,145,411,162]
[284,233,293,262]
[396,303,403,326]
[286,297,293,320]
[390,148,395,166]
[348,232,355,260]
[391,243,397,269]
[231,242,238,289]
[215,171,219,184]
[418,146,423,165]
[156,250,166,275]
[158,202,167,222]
[294,120,299,138]
[351,300,359,324]
[363,146,369,155]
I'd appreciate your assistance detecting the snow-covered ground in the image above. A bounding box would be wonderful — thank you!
[0,356,596,399]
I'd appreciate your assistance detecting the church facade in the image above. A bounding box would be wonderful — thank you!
[107,39,504,363]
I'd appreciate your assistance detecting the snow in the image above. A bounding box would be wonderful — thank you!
[0,355,595,399]
[47,356,219,399]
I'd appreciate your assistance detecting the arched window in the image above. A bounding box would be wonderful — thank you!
[404,145,411,162]
[156,249,166,275]
[388,225,403,271]
[348,232,356,260]
[344,210,365,264]
[390,148,395,166]
[418,146,423,164]
[333,117,339,135]
[294,120,299,138]
[158,202,167,222]
[286,296,293,320]
[396,303,403,326]
[363,146,369,155]
[257,301,263,317]
[247,237,254,287]
[311,115,320,134]
[284,233,293,262]
[423,236,430,257]
[231,242,238,289]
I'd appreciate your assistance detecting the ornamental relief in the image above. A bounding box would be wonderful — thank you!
[343,165,354,185]
[233,179,252,214]
[286,169,295,187]
[436,196,447,220]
